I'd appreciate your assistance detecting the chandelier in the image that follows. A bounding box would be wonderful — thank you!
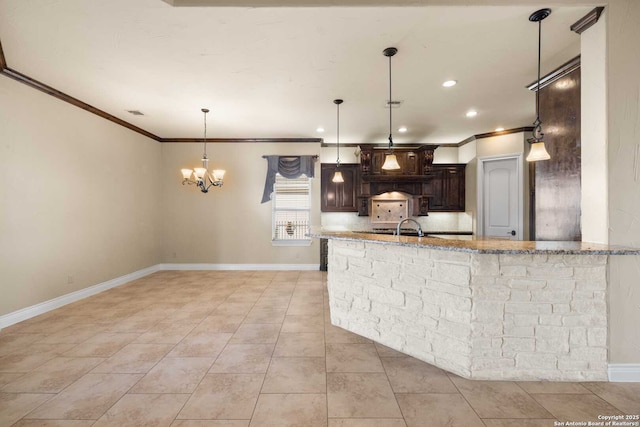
[181,108,226,193]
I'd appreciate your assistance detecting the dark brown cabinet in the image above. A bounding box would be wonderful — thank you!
[321,163,359,212]
[428,164,466,212]
[360,144,435,176]
[368,150,422,175]
[321,151,465,215]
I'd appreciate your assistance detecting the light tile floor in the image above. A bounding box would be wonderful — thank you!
[1,270,639,426]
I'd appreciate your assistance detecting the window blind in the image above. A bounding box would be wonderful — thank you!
[272,174,311,241]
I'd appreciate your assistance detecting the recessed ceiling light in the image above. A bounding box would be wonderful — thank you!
[398,126,408,133]
[466,110,478,118]
[495,127,505,132]
[442,80,457,87]
[316,127,325,133]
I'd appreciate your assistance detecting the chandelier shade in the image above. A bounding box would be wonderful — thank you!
[526,141,551,162]
[332,171,344,183]
[381,153,401,170]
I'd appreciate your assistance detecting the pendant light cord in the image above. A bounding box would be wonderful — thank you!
[388,53,393,153]
[534,19,543,141]
[203,110,208,159]
[336,102,340,165]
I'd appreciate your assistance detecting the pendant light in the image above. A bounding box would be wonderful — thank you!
[381,47,401,171]
[332,99,345,183]
[526,9,552,162]
[181,108,226,193]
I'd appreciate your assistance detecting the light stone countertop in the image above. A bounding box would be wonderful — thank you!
[309,229,640,255]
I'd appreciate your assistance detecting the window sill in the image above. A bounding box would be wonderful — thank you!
[272,239,313,247]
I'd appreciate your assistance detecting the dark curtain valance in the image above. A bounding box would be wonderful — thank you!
[261,155,316,203]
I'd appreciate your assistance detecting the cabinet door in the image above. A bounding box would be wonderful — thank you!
[443,165,465,210]
[376,151,419,175]
[370,151,386,175]
[321,164,359,212]
[427,168,446,210]
[428,164,466,212]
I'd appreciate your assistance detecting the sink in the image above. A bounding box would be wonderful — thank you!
[355,229,423,236]
[354,230,472,239]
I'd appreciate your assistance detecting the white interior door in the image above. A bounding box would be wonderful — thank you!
[482,157,520,240]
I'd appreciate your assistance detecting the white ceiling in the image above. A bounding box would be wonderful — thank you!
[0,1,590,145]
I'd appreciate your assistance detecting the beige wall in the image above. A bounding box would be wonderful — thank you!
[0,77,162,317]
[433,146,458,163]
[581,10,608,244]
[162,142,321,265]
[606,0,640,364]
[475,132,527,159]
[459,141,478,235]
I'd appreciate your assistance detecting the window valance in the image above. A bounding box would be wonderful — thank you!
[261,155,317,203]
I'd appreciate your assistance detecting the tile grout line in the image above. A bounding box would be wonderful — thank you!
[374,338,408,426]
[156,271,270,425]
[444,372,490,425]
[324,273,330,427]
[247,272,291,425]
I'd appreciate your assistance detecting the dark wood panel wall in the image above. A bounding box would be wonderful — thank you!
[533,67,581,241]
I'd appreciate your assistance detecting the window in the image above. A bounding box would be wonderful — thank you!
[272,173,311,246]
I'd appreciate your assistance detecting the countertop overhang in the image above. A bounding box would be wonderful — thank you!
[309,230,640,255]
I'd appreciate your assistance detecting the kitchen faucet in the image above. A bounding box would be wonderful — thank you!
[395,218,423,237]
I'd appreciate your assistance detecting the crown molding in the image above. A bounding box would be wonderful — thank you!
[0,63,324,143]
[1,67,162,141]
[526,56,581,92]
[161,137,323,143]
[571,7,605,34]
[455,126,534,147]
[473,126,534,140]
[0,38,6,70]
[0,34,325,144]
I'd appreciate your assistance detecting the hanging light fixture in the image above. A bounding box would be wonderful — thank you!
[181,108,226,193]
[526,9,552,162]
[381,47,401,171]
[332,99,345,183]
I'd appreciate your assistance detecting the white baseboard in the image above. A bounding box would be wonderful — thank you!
[608,364,640,382]
[159,263,320,271]
[0,264,161,330]
[0,263,321,330]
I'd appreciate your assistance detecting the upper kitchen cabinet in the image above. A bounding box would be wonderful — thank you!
[360,144,436,176]
[320,163,359,212]
[428,164,466,212]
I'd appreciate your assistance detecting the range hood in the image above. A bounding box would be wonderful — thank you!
[356,144,438,216]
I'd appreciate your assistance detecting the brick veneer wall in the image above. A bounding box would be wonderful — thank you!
[327,239,608,381]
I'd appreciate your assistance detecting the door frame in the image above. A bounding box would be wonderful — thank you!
[476,153,524,240]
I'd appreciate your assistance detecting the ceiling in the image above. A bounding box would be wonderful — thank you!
[0,1,591,145]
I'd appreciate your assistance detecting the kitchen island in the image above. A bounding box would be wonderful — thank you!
[309,231,640,381]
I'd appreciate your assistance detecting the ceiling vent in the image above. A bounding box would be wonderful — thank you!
[127,110,144,116]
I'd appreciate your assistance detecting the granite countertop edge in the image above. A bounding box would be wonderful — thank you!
[308,231,640,255]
